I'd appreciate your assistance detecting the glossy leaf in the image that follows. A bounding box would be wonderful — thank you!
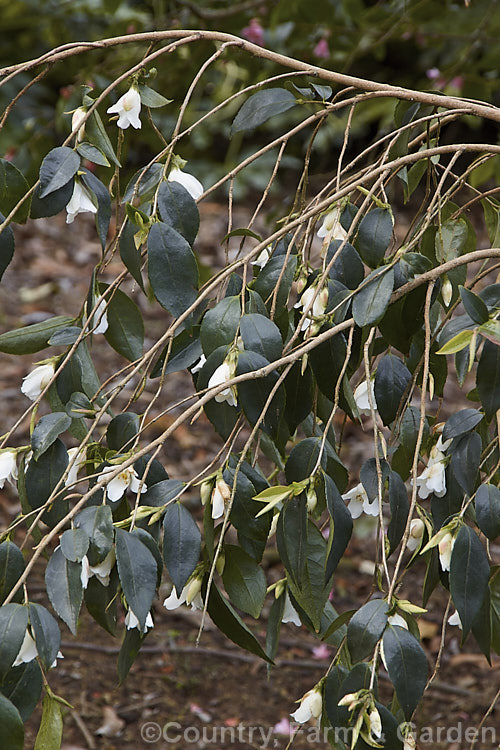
[148,221,199,318]
[276,495,308,588]
[1,660,42,722]
[157,180,199,247]
[162,502,201,595]
[450,525,490,637]
[387,470,410,555]
[442,408,483,440]
[355,207,393,268]
[0,541,24,605]
[352,266,394,327]
[0,604,28,680]
[31,412,71,461]
[0,316,74,355]
[347,598,388,662]
[0,693,24,750]
[99,285,144,362]
[200,296,241,356]
[115,528,157,631]
[382,625,427,720]
[0,211,15,282]
[74,505,113,565]
[324,474,352,580]
[374,353,411,426]
[0,159,30,223]
[240,313,282,363]
[45,546,83,634]
[475,484,500,540]
[34,694,63,750]
[459,286,489,325]
[60,528,89,563]
[231,88,297,134]
[450,432,481,496]
[76,141,110,167]
[39,147,80,198]
[222,545,266,618]
[28,603,61,672]
[81,169,111,249]
[477,340,500,418]
[107,412,140,452]
[30,179,74,219]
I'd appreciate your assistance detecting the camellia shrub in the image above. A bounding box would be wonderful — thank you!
[0,28,499,750]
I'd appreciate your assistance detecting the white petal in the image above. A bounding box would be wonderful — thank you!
[211,486,225,519]
[281,592,301,626]
[107,88,142,130]
[80,556,91,589]
[168,168,203,199]
[21,363,55,401]
[105,474,129,503]
[92,297,109,334]
[89,547,116,586]
[363,496,380,517]
[448,610,462,629]
[0,450,17,488]
[13,631,38,667]
[65,182,97,224]
[190,354,206,374]
[163,586,188,610]
[388,613,408,629]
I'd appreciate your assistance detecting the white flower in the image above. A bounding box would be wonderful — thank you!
[66,446,86,488]
[0,449,17,489]
[435,434,452,453]
[190,354,206,374]
[353,379,377,416]
[107,86,142,129]
[342,483,379,519]
[406,518,425,552]
[208,361,237,407]
[306,486,317,513]
[448,610,462,629]
[317,206,347,243]
[290,686,323,724]
[442,277,453,307]
[92,296,109,335]
[168,167,203,200]
[416,453,447,499]
[294,285,328,331]
[267,511,279,538]
[99,463,147,503]
[368,707,382,740]
[125,608,154,633]
[438,531,455,572]
[21,362,55,401]
[81,547,116,588]
[251,246,272,269]
[163,577,203,611]
[13,629,62,668]
[65,181,97,224]
[71,106,87,141]
[281,591,301,627]
[211,477,231,520]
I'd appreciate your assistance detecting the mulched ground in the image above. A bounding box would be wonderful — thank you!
[0,207,499,750]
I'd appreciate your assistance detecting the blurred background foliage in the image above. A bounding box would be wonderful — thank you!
[0,0,498,196]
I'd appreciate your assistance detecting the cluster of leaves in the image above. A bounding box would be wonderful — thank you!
[0,32,500,750]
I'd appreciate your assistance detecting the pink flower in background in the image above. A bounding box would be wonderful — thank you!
[273,717,292,736]
[311,643,331,660]
[426,68,440,80]
[242,18,265,46]
[313,38,330,59]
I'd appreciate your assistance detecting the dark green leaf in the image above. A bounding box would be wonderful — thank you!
[74,505,113,565]
[252,253,297,311]
[285,437,325,483]
[382,625,428,720]
[196,348,239,440]
[477,340,500,419]
[81,170,111,250]
[106,412,140,452]
[387,471,409,555]
[0,159,30,223]
[222,227,262,243]
[240,313,282,363]
[360,457,390,501]
[151,328,202,378]
[1,660,42,722]
[143,479,185,508]
[231,88,297,134]
[86,108,121,167]
[276,496,307,588]
[28,603,61,672]
[450,432,481,496]
[374,353,411,426]
[326,240,364,289]
[476,484,500,540]
[0,604,28,680]
[84,570,118,636]
[352,266,395,327]
[148,221,199,318]
[48,326,82,346]
[237,350,286,440]
[138,84,172,108]
[31,412,71,461]
[0,693,24,750]
[222,545,266,618]
[347,598,388,662]
[206,583,272,662]
[0,211,15,281]
[115,528,157,631]
[265,593,285,665]
[25,439,68,525]
[435,218,468,262]
[283,361,313,434]
[200,296,241,356]
[60,528,89,563]
[443,409,484,440]
[99,284,144,362]
[119,220,144,290]
[76,141,110,167]
[355,207,393,267]
[450,525,490,637]
[0,542,24,605]
[0,316,73,355]
[39,147,80,198]
[459,286,489,325]
[123,163,163,204]
[324,474,352,580]
[162,502,201,595]
[30,179,74,219]
[117,627,145,684]
[45,547,82,634]
[225,468,270,563]
[157,180,199,247]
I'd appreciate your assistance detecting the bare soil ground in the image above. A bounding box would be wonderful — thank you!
[0,207,499,750]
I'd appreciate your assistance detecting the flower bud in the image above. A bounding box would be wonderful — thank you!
[442,276,453,307]
[71,107,87,141]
